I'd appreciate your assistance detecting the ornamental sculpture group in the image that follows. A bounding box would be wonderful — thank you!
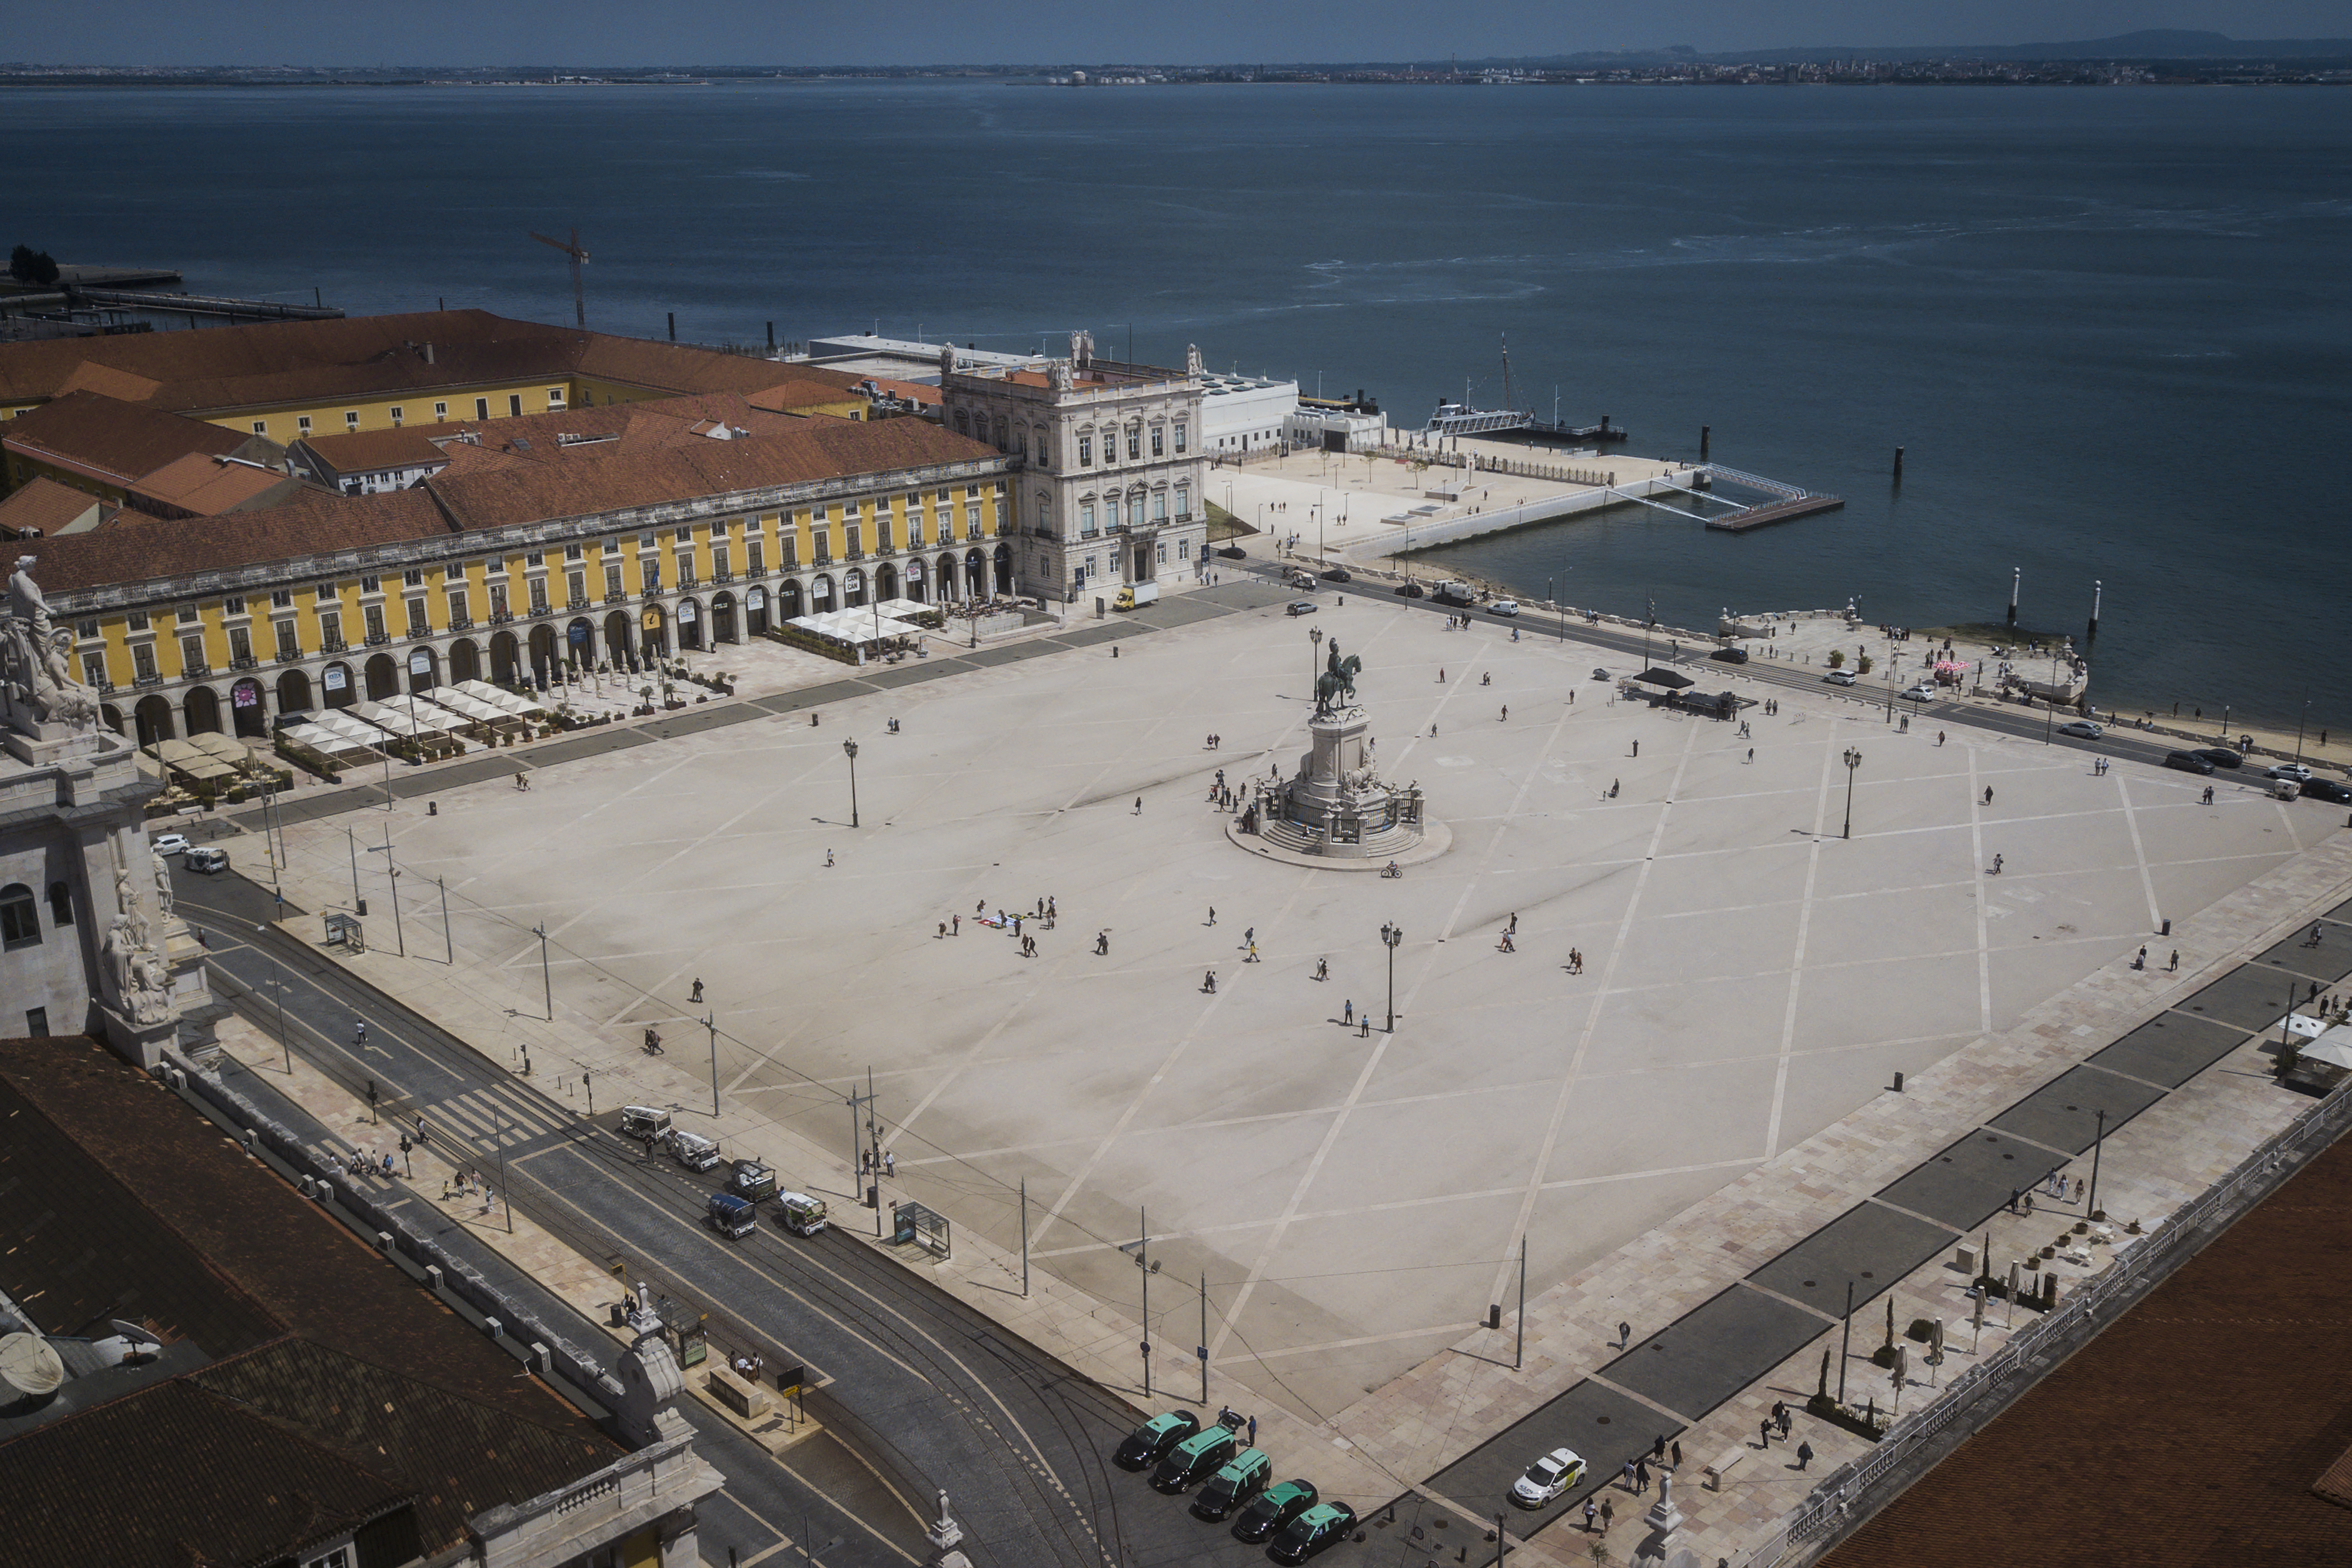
[3,555,98,732]
[1235,638,1438,866]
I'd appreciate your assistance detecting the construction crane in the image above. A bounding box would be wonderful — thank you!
[529,228,589,328]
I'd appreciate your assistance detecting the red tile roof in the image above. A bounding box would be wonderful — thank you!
[294,424,449,474]
[19,486,451,594]
[124,451,308,516]
[0,474,111,536]
[2,388,246,485]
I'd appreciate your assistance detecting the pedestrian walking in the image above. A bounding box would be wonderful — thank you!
[354,1021,367,1046]
[1747,747,1754,763]
[1634,1458,1649,1495]
[1439,668,1445,683]
[1248,1415,1256,1446]
[1671,1440,1682,1470]
[1207,906,1216,925]
[1759,1417,1772,1449]
[938,921,947,939]
[2169,949,2179,971]
[1343,999,1354,1026]
[1618,1320,1631,1348]
[1796,1440,1814,1470]
[825,848,834,867]
[1651,1435,1666,1463]
[1984,786,1995,804]
[1583,1499,1597,1533]
[2203,785,2215,804]
[884,1151,895,1178]
[1430,722,1439,737]
[1498,932,1514,953]
[1508,912,1519,934]
[1133,797,1142,814]
[1993,853,2003,874]
[690,978,703,1004]
[1621,1461,1637,1492]
[1315,957,1328,981]
[1243,925,1254,947]
[1776,1402,1791,1438]
[1245,942,1260,963]
[1600,1498,1614,1532]
[1631,739,1639,757]
[1204,969,1217,993]
[1937,730,1946,745]
[1500,705,1507,722]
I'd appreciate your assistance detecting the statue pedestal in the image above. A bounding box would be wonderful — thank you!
[99,1002,179,1072]
[1234,707,1443,868]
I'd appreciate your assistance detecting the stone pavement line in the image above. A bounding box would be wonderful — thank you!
[1340,833,2352,1559]
[1765,743,1839,1158]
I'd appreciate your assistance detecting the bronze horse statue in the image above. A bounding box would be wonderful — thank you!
[1314,643,1362,717]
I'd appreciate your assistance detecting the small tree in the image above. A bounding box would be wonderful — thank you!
[1857,653,1875,675]
[1827,649,1845,670]
[9,245,60,286]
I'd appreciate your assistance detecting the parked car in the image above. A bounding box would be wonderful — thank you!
[1824,670,1857,687]
[1319,566,1352,583]
[2056,720,2103,739]
[1114,1410,1200,1471]
[1510,1447,1586,1507]
[151,832,191,857]
[1394,581,1424,598]
[1217,544,1247,560]
[1708,646,1749,665]
[2196,747,2244,770]
[2267,762,2314,782]
[1591,668,1612,681]
[1487,599,1520,617]
[706,1192,756,1240]
[184,846,231,874]
[1269,1501,1358,1564]
[2164,750,2216,776]
[1286,600,1318,618]
[1152,1426,1237,1493]
[2300,778,2352,804]
[1903,683,1937,702]
[668,1130,723,1172]
[1233,1479,1319,1543]
[619,1105,673,1141]
[1287,572,1318,591]
[1190,1447,1272,1521]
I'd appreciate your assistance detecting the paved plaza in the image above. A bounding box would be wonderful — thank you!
[263,585,2340,1425]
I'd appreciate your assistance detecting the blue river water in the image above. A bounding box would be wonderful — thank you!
[6,80,2347,727]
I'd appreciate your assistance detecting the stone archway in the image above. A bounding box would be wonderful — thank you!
[489,630,520,685]
[712,591,737,644]
[183,684,221,735]
[964,549,986,597]
[876,562,899,602]
[134,695,175,745]
[230,677,268,738]
[676,597,704,652]
[527,623,557,685]
[449,639,481,685]
[363,653,399,702]
[904,559,926,603]
[811,575,836,613]
[843,569,866,610]
[603,611,632,669]
[322,661,356,709]
[640,606,668,661]
[405,644,439,693]
[276,668,313,714]
[993,543,1013,595]
[746,586,770,637]
[937,554,957,603]
[565,616,596,672]
[778,579,803,621]
[101,702,125,736]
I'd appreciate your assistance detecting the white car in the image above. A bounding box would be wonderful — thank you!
[2267,762,2314,783]
[1903,683,1936,702]
[1488,600,1520,618]
[1824,670,1857,687]
[1510,1447,1586,1508]
[152,833,191,857]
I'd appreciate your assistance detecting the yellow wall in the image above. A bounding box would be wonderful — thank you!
[6,452,130,504]
[196,380,578,443]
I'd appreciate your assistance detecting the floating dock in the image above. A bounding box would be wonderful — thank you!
[1699,464,1844,532]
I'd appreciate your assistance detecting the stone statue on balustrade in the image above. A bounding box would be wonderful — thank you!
[3,555,97,732]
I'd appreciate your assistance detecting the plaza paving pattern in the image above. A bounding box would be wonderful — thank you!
[259,583,2343,1443]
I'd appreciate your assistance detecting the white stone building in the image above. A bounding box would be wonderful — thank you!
[1194,369,1298,457]
[939,334,1207,602]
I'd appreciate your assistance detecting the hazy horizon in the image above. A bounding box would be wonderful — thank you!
[4,1,2347,69]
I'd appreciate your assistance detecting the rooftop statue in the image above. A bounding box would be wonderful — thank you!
[3,555,97,731]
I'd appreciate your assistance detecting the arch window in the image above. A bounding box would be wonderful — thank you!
[47,882,73,927]
[955,409,971,436]
[0,884,38,949]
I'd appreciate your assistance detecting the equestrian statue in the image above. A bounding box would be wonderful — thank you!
[1314,640,1362,718]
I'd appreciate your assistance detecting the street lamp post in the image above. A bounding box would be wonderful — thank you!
[842,737,860,829]
[1842,747,1863,839]
[1308,624,1323,696]
[1381,922,1403,1031]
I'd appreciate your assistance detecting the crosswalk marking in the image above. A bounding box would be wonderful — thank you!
[428,1086,567,1146]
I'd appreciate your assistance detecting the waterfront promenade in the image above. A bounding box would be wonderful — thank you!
[182,563,2352,1567]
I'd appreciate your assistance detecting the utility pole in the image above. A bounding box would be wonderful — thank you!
[1199,1272,1210,1406]
[1838,1280,1854,1404]
[385,826,403,956]
[704,1012,720,1119]
[1381,922,1403,1031]
[1019,1178,1029,1298]
[2088,1107,2107,1217]
[494,1103,511,1233]
[347,826,362,912]
[265,935,290,1074]
[1514,1234,1527,1370]
[1139,1205,1152,1398]
[532,922,551,1020]
[439,876,452,964]
[868,1068,883,1237]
